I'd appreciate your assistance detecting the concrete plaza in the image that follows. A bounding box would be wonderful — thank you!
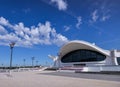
[0,70,120,87]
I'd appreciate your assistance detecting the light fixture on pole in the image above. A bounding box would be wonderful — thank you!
[9,42,15,70]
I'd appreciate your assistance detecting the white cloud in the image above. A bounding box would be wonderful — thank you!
[101,15,110,21]
[52,33,68,46]
[0,33,21,46]
[0,17,69,47]
[51,0,67,11]
[76,16,82,29]
[0,25,8,34]
[90,9,111,23]
[0,17,9,26]
[64,25,70,31]
[91,10,99,22]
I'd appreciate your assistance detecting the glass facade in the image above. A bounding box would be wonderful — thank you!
[61,49,106,63]
[117,57,120,65]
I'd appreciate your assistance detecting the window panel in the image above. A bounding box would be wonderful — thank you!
[61,49,106,63]
[117,57,120,65]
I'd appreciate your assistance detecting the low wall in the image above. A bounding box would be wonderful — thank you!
[82,66,120,72]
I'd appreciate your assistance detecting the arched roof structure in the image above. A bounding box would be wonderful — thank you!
[59,40,110,59]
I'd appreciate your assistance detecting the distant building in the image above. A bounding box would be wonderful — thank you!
[58,40,120,72]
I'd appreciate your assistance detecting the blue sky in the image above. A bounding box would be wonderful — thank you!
[0,0,120,67]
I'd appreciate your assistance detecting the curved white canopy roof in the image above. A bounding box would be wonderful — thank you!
[59,40,110,58]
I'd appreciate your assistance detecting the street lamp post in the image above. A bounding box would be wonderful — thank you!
[2,63,4,69]
[31,57,35,68]
[9,42,15,70]
[36,60,38,66]
[23,59,26,68]
[57,52,62,69]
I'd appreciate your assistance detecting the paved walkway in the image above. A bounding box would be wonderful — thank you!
[0,71,120,87]
[40,71,120,82]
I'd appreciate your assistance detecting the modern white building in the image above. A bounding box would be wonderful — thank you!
[58,40,120,72]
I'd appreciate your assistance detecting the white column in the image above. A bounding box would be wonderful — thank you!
[110,50,117,65]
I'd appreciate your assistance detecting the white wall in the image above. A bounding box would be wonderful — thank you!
[82,66,120,72]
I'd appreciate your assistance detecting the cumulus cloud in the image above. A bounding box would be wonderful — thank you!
[0,17,69,47]
[0,17,10,26]
[53,34,68,46]
[0,25,8,34]
[76,16,82,29]
[50,28,68,46]
[51,0,67,11]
